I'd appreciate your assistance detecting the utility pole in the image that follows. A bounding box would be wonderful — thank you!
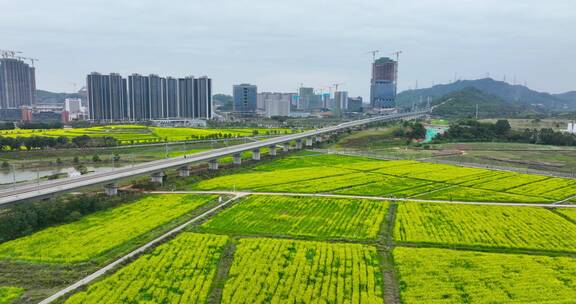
[37,167,40,192]
[11,164,16,190]
[475,104,479,119]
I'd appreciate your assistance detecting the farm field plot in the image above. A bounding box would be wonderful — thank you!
[507,177,576,200]
[189,152,576,202]
[0,286,23,304]
[416,186,549,203]
[221,238,384,304]
[394,202,576,252]
[468,174,550,191]
[557,208,576,222]
[198,196,388,240]
[394,247,576,303]
[0,125,293,145]
[191,166,356,191]
[334,177,438,197]
[254,172,389,193]
[0,194,215,263]
[64,233,227,304]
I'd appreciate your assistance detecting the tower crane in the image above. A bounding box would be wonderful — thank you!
[366,50,380,62]
[0,50,22,59]
[390,50,402,63]
[390,50,402,95]
[16,56,39,67]
[332,82,345,92]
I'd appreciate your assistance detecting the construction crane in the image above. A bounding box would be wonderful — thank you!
[332,82,345,92]
[390,50,402,63]
[16,56,39,67]
[366,50,380,62]
[0,49,22,59]
[390,50,402,96]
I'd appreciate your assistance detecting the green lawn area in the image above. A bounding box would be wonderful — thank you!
[394,202,576,252]
[0,194,216,263]
[197,195,389,240]
[394,247,576,303]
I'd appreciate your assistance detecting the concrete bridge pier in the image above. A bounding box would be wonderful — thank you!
[151,172,165,184]
[179,166,191,177]
[104,183,118,196]
[282,144,290,152]
[295,139,303,150]
[315,136,322,143]
[269,145,277,156]
[252,149,261,160]
[232,153,242,165]
[305,137,313,147]
[208,159,219,170]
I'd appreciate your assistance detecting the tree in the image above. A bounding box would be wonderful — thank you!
[1,161,9,169]
[494,120,511,136]
[408,123,426,139]
[92,154,101,162]
[72,156,80,164]
[72,135,91,148]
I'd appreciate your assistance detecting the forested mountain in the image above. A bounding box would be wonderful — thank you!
[397,78,575,112]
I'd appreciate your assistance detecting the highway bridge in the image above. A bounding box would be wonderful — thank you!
[0,110,429,206]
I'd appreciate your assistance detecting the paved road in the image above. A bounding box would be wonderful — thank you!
[148,190,576,208]
[0,111,428,206]
[38,193,247,304]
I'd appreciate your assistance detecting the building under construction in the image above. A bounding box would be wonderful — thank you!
[0,51,37,109]
[370,57,397,109]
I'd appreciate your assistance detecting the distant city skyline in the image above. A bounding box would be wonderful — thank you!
[1,0,574,96]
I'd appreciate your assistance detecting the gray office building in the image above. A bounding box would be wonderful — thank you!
[233,83,257,114]
[0,58,36,109]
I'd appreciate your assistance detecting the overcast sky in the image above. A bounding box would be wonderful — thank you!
[1,0,575,97]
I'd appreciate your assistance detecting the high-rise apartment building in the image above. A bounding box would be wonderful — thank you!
[165,77,178,118]
[370,57,397,109]
[87,72,128,121]
[257,92,293,117]
[127,74,149,121]
[195,76,212,119]
[178,76,195,119]
[347,96,363,112]
[233,84,257,114]
[333,91,349,114]
[0,58,36,109]
[148,74,164,119]
[88,72,212,121]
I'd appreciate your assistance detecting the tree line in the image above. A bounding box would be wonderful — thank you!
[0,135,118,150]
[0,193,142,242]
[435,119,576,146]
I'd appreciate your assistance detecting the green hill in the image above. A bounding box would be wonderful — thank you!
[431,87,524,118]
[398,78,575,111]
